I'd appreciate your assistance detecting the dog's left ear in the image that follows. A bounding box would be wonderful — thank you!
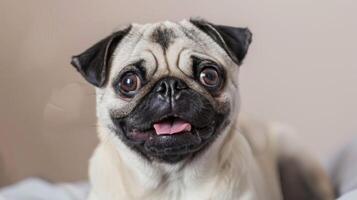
[190,19,252,65]
[71,26,132,87]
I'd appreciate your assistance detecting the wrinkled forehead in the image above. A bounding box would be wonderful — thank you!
[108,20,235,81]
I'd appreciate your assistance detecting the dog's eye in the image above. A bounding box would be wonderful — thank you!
[199,67,220,87]
[118,72,141,98]
[192,57,225,95]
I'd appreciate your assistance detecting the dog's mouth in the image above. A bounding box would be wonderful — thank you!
[153,117,192,135]
[127,116,199,140]
[113,114,219,163]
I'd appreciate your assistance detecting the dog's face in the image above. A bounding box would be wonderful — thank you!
[71,19,252,163]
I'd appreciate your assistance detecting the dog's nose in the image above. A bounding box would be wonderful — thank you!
[155,77,188,100]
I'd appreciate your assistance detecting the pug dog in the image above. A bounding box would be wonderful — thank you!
[71,19,334,200]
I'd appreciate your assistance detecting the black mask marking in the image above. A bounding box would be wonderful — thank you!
[111,76,229,163]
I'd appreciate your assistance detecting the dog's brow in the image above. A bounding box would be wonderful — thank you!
[111,59,146,84]
[127,59,145,68]
[150,26,176,51]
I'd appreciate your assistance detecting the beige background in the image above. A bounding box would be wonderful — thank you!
[0,0,356,186]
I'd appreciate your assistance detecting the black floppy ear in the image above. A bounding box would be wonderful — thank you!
[190,19,252,65]
[71,26,132,87]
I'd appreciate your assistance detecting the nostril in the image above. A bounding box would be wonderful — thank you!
[156,81,167,94]
[173,80,188,91]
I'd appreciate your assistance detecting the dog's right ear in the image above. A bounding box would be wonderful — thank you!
[71,26,132,87]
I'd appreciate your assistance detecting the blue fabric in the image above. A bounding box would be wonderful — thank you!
[329,137,357,197]
[337,190,357,200]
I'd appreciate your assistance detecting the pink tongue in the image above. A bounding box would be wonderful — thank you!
[153,119,192,135]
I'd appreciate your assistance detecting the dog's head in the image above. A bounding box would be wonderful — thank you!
[71,19,252,163]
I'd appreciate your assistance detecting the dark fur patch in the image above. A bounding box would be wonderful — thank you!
[278,157,332,200]
[151,27,176,50]
[71,26,132,87]
[190,19,252,65]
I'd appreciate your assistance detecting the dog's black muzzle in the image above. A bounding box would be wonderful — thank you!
[111,77,227,163]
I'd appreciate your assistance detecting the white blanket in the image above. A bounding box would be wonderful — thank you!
[0,178,88,200]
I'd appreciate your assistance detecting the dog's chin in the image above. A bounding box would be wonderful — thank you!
[111,115,223,163]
